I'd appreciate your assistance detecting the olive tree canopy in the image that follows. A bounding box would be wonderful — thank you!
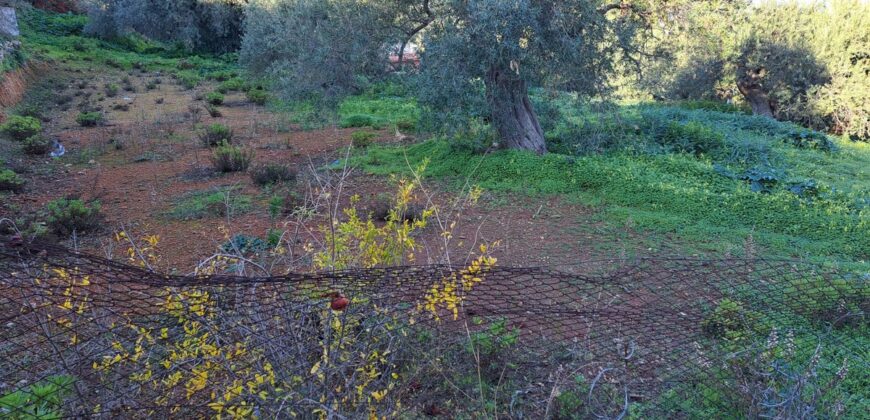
[242,0,651,153]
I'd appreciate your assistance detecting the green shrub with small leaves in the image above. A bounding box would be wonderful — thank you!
[76,112,104,127]
[217,78,246,93]
[701,299,767,341]
[0,169,25,192]
[44,198,102,235]
[104,83,119,97]
[1,116,42,141]
[340,114,384,129]
[198,123,234,147]
[211,142,253,172]
[351,131,377,148]
[250,163,296,186]
[246,89,269,105]
[206,92,225,105]
[22,135,53,155]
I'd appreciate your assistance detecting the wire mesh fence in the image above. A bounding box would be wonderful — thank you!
[1,241,867,418]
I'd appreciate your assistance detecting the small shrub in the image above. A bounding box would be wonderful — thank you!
[250,163,297,186]
[217,78,246,93]
[22,135,53,155]
[206,92,225,105]
[44,198,102,235]
[340,114,384,129]
[269,191,303,216]
[104,83,119,97]
[205,104,223,118]
[221,234,268,254]
[351,131,377,148]
[208,70,237,82]
[0,169,25,192]
[701,299,766,341]
[1,116,42,141]
[369,193,423,222]
[783,129,835,152]
[199,123,234,147]
[246,89,269,105]
[211,142,253,173]
[76,112,104,127]
[177,73,200,90]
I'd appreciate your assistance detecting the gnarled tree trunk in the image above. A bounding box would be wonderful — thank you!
[485,67,547,154]
[737,81,774,118]
[736,64,774,118]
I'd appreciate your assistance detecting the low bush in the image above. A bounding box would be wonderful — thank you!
[221,234,268,254]
[104,83,119,97]
[22,135,53,155]
[76,112,104,127]
[44,198,102,235]
[250,163,297,186]
[246,89,269,105]
[176,73,200,90]
[205,92,225,105]
[369,193,424,222]
[701,299,767,341]
[217,78,246,93]
[208,70,237,82]
[205,104,222,118]
[0,169,25,192]
[783,129,835,152]
[0,116,42,141]
[351,131,377,148]
[340,114,384,129]
[211,142,253,173]
[198,123,234,147]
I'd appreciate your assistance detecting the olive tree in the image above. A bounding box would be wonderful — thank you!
[650,0,868,140]
[242,0,649,153]
[84,0,246,53]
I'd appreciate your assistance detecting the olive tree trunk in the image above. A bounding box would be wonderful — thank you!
[737,82,774,118]
[485,67,547,154]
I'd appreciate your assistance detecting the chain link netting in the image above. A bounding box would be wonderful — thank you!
[1,242,867,418]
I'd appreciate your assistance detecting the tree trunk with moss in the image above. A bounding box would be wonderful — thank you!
[485,66,547,154]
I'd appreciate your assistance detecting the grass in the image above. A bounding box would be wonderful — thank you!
[338,94,419,129]
[17,7,237,83]
[352,106,869,267]
[167,187,253,220]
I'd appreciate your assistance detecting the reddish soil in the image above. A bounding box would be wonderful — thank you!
[2,65,666,273]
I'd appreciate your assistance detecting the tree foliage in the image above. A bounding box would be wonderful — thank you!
[83,0,245,53]
[242,0,650,153]
[648,0,869,140]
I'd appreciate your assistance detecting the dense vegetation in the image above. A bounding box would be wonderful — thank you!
[0,2,867,419]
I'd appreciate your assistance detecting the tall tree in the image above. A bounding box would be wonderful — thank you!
[242,0,649,154]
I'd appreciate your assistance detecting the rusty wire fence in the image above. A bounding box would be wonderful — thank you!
[1,242,867,419]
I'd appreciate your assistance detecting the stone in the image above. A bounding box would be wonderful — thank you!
[0,7,19,38]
